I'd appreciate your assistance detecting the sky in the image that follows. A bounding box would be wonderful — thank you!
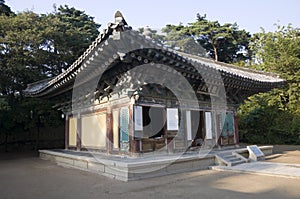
[5,0,300,34]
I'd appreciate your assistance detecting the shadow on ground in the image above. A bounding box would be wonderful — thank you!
[1,146,300,199]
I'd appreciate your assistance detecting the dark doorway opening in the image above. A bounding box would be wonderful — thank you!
[142,106,165,138]
[190,110,205,146]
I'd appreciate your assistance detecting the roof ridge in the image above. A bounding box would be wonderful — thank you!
[176,51,281,78]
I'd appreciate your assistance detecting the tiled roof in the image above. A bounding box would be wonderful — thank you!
[24,11,285,98]
[178,52,283,83]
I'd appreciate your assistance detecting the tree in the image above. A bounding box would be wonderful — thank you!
[0,11,46,96]
[41,5,100,76]
[0,6,100,151]
[239,24,300,144]
[162,24,208,57]
[251,25,300,113]
[0,6,101,95]
[162,14,252,63]
[239,91,300,144]
[187,14,251,63]
[0,11,59,151]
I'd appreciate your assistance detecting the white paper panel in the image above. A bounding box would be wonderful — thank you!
[167,108,178,131]
[205,112,212,139]
[134,106,143,131]
[186,111,192,140]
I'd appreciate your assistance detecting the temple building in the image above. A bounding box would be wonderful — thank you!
[25,11,285,157]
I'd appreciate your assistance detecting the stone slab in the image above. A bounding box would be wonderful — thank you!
[88,162,105,173]
[211,162,300,179]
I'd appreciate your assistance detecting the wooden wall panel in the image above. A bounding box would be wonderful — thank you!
[69,117,77,146]
[81,113,107,148]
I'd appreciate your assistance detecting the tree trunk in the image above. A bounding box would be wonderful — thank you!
[213,44,218,61]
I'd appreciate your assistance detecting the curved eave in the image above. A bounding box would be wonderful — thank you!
[24,23,286,99]
[24,20,131,97]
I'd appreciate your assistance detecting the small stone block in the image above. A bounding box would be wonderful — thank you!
[74,160,88,169]
[88,162,105,173]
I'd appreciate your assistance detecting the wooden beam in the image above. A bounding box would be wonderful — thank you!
[76,114,82,151]
[65,115,69,150]
[106,107,113,154]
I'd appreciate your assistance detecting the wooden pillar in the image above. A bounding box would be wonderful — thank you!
[234,112,239,146]
[201,111,206,145]
[106,108,113,154]
[76,113,81,151]
[216,113,222,148]
[163,108,168,152]
[167,136,175,154]
[65,115,69,150]
[130,140,139,154]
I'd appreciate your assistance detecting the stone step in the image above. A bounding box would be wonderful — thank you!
[230,159,246,166]
[222,154,235,159]
[226,157,241,162]
[215,152,248,167]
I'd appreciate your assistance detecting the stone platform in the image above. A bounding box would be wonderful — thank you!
[39,146,273,181]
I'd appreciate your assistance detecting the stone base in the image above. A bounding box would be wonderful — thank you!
[39,146,273,181]
[39,149,215,181]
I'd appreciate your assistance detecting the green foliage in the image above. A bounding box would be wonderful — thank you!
[162,14,252,63]
[239,93,300,144]
[0,5,100,146]
[162,24,208,57]
[0,12,47,95]
[44,5,100,75]
[249,25,300,114]
[239,25,300,144]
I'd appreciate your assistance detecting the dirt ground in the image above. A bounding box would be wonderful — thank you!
[265,145,300,164]
[0,145,299,199]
